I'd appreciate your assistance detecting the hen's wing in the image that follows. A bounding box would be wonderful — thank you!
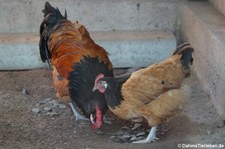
[122,52,188,103]
[122,73,177,105]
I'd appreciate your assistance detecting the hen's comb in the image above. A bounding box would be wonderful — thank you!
[95,74,104,85]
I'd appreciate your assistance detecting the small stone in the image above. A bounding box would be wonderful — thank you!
[124,134,132,138]
[121,134,132,139]
[58,104,67,109]
[43,107,52,112]
[115,130,124,136]
[103,117,114,125]
[207,130,211,135]
[130,135,137,141]
[96,130,104,135]
[136,132,146,137]
[132,136,145,142]
[160,131,165,135]
[121,126,129,130]
[109,135,116,140]
[31,108,40,114]
[39,98,51,104]
[216,121,225,128]
[104,120,112,125]
[22,89,29,95]
[132,123,142,130]
[50,99,59,108]
[47,111,58,116]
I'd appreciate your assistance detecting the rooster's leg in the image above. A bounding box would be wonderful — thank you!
[69,102,89,121]
[133,126,159,143]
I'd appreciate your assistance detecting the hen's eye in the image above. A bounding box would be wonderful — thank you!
[99,81,107,88]
[99,81,106,85]
[103,83,108,88]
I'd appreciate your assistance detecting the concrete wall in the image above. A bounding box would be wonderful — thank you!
[181,1,225,119]
[0,0,181,35]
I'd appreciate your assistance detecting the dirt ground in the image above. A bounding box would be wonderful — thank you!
[0,69,225,149]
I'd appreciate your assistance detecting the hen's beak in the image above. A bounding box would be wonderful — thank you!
[90,114,95,124]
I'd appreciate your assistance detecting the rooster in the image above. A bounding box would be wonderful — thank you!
[39,2,113,128]
[92,43,194,143]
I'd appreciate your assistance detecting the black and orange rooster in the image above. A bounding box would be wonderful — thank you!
[93,43,193,143]
[39,2,113,129]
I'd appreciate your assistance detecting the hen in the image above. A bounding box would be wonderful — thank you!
[39,2,113,128]
[92,43,194,143]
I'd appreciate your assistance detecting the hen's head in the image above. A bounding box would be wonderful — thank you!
[92,74,107,93]
[93,74,117,94]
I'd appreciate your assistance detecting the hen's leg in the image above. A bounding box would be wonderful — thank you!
[133,126,159,143]
[69,102,89,121]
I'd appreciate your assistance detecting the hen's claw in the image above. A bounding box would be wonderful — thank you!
[133,126,158,143]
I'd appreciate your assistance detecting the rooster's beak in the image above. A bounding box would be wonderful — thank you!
[92,86,97,92]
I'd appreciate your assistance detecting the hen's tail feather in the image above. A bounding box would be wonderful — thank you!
[173,42,191,55]
[173,43,194,76]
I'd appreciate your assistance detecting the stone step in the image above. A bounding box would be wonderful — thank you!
[181,1,225,119]
[0,30,176,70]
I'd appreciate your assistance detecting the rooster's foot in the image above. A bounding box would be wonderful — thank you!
[69,102,89,121]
